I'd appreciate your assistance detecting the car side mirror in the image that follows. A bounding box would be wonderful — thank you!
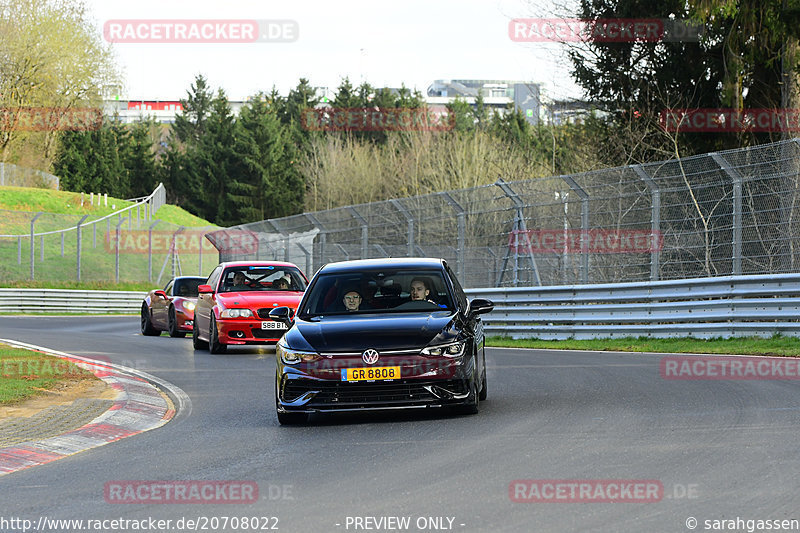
[269,306,295,325]
[468,298,494,317]
[197,284,213,294]
[154,290,168,299]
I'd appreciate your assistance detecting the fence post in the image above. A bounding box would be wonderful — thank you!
[115,217,127,283]
[297,243,312,275]
[711,153,743,275]
[306,213,325,271]
[29,212,42,280]
[76,214,89,281]
[17,237,21,265]
[390,199,414,257]
[440,192,466,280]
[348,207,369,259]
[560,175,590,284]
[61,231,64,257]
[336,243,350,261]
[634,165,661,281]
[495,179,541,286]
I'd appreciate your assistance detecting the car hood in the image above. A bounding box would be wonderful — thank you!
[216,291,303,309]
[287,312,461,352]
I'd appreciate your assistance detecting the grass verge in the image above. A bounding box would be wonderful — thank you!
[0,343,98,404]
[486,335,800,357]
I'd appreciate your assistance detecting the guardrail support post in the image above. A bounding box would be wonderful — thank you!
[29,212,42,280]
[711,153,743,275]
[634,165,661,281]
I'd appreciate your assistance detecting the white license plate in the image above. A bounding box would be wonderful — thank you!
[261,321,287,330]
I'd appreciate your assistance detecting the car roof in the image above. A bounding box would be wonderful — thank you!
[318,257,447,274]
[173,276,207,281]
[218,261,300,269]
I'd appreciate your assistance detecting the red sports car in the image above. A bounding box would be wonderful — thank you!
[141,276,206,338]
[192,261,308,354]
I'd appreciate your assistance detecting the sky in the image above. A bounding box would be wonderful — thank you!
[85,0,583,103]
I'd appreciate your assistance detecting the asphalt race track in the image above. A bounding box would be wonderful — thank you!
[1,316,799,533]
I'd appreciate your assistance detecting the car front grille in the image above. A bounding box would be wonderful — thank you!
[251,328,283,339]
[257,308,276,319]
[282,379,469,409]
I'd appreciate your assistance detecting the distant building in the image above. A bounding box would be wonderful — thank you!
[544,99,604,125]
[103,99,248,124]
[426,80,541,124]
[101,79,544,125]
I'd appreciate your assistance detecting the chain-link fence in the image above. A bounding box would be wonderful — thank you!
[218,138,800,289]
[0,183,220,285]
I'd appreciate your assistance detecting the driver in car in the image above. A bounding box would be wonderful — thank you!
[410,277,434,303]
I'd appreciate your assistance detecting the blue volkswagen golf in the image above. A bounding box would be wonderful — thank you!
[269,258,494,424]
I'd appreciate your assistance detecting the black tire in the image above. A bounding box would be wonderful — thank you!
[277,411,308,425]
[168,306,186,338]
[209,316,227,354]
[192,318,208,350]
[453,371,480,415]
[479,368,488,401]
[140,304,160,336]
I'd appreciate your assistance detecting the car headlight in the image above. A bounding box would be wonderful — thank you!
[421,342,465,357]
[277,343,321,365]
[183,301,196,312]
[220,308,253,318]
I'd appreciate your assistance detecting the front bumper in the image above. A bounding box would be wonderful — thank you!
[218,318,287,344]
[175,311,194,331]
[276,351,476,413]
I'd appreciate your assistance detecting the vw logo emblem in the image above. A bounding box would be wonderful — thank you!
[362,349,380,365]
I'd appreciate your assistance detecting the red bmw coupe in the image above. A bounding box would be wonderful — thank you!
[192,261,308,354]
[141,276,206,337]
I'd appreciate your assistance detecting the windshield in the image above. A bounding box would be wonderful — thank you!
[220,266,307,293]
[173,278,203,297]
[300,269,454,317]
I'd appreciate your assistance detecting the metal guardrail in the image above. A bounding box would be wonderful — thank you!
[3,274,799,340]
[0,289,145,314]
[466,273,800,339]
